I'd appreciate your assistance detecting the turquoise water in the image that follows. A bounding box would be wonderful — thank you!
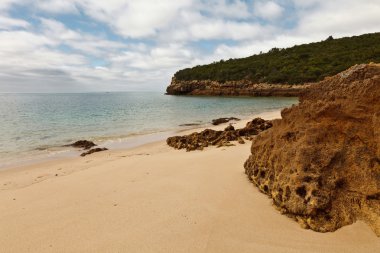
[0,92,298,167]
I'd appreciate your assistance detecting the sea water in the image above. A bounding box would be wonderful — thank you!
[0,92,298,168]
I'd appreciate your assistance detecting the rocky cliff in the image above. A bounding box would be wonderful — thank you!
[166,78,309,96]
[244,64,380,235]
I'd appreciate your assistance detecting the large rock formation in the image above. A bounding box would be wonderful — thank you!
[166,78,310,96]
[244,64,380,235]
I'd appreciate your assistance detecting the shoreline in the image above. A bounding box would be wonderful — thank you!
[0,110,280,191]
[0,130,178,171]
[1,109,378,252]
[0,109,283,172]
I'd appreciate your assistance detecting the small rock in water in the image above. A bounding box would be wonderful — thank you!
[211,117,240,125]
[179,123,202,126]
[67,140,96,150]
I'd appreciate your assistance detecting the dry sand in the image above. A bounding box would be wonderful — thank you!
[0,111,379,252]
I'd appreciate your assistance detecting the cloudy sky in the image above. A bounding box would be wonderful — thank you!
[0,0,379,92]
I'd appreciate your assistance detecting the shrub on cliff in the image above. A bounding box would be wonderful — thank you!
[174,33,380,84]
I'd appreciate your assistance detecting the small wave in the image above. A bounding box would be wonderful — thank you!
[35,146,49,151]
[91,129,175,144]
[40,135,53,140]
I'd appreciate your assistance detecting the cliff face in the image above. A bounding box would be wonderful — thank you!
[166,78,309,96]
[244,64,380,235]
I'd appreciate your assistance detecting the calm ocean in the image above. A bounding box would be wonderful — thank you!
[0,92,297,168]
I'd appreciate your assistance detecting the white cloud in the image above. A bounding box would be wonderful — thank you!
[40,18,80,40]
[0,16,29,29]
[290,0,321,8]
[211,33,326,61]
[39,18,127,56]
[294,0,380,38]
[188,19,270,41]
[0,0,20,10]
[0,0,379,92]
[254,1,284,20]
[35,0,79,14]
[77,0,193,38]
[33,0,254,40]
[110,43,194,71]
[200,0,250,19]
[0,31,57,53]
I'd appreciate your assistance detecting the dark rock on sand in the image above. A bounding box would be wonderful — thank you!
[167,118,272,151]
[80,147,108,157]
[211,117,240,125]
[224,124,235,131]
[244,64,380,236]
[67,140,96,150]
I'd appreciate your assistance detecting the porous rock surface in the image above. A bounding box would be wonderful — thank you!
[244,64,380,235]
[167,118,272,151]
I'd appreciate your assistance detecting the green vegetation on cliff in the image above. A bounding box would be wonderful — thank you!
[174,33,380,84]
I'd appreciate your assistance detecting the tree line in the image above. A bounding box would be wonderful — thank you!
[174,33,380,84]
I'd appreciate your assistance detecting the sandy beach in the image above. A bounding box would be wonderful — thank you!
[0,111,379,253]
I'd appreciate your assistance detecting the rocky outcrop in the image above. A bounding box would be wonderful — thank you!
[244,64,380,235]
[167,118,272,151]
[166,78,310,96]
